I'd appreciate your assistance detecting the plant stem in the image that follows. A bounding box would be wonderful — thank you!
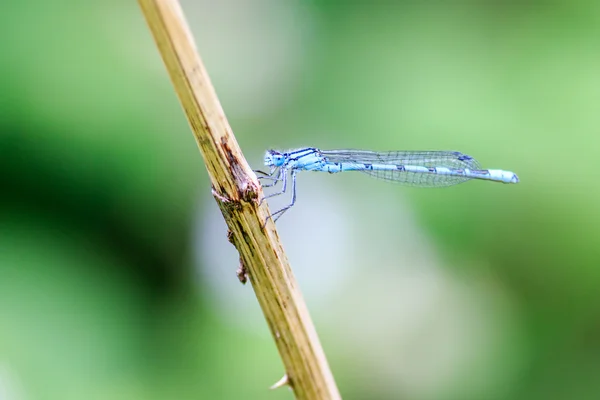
[137,1,341,398]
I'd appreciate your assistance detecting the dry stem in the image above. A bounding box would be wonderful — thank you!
[137,1,341,398]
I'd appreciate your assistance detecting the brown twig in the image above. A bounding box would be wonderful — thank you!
[137,1,341,398]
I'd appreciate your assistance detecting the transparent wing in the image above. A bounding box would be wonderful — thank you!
[320,150,482,187]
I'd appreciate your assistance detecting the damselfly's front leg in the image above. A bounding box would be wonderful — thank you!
[258,168,288,211]
[261,168,288,204]
[268,170,298,223]
[254,168,282,188]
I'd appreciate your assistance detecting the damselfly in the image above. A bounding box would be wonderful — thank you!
[255,148,519,222]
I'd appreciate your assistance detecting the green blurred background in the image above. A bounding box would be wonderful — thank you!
[1,1,599,399]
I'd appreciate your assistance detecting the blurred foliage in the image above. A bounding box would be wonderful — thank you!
[1,1,599,399]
